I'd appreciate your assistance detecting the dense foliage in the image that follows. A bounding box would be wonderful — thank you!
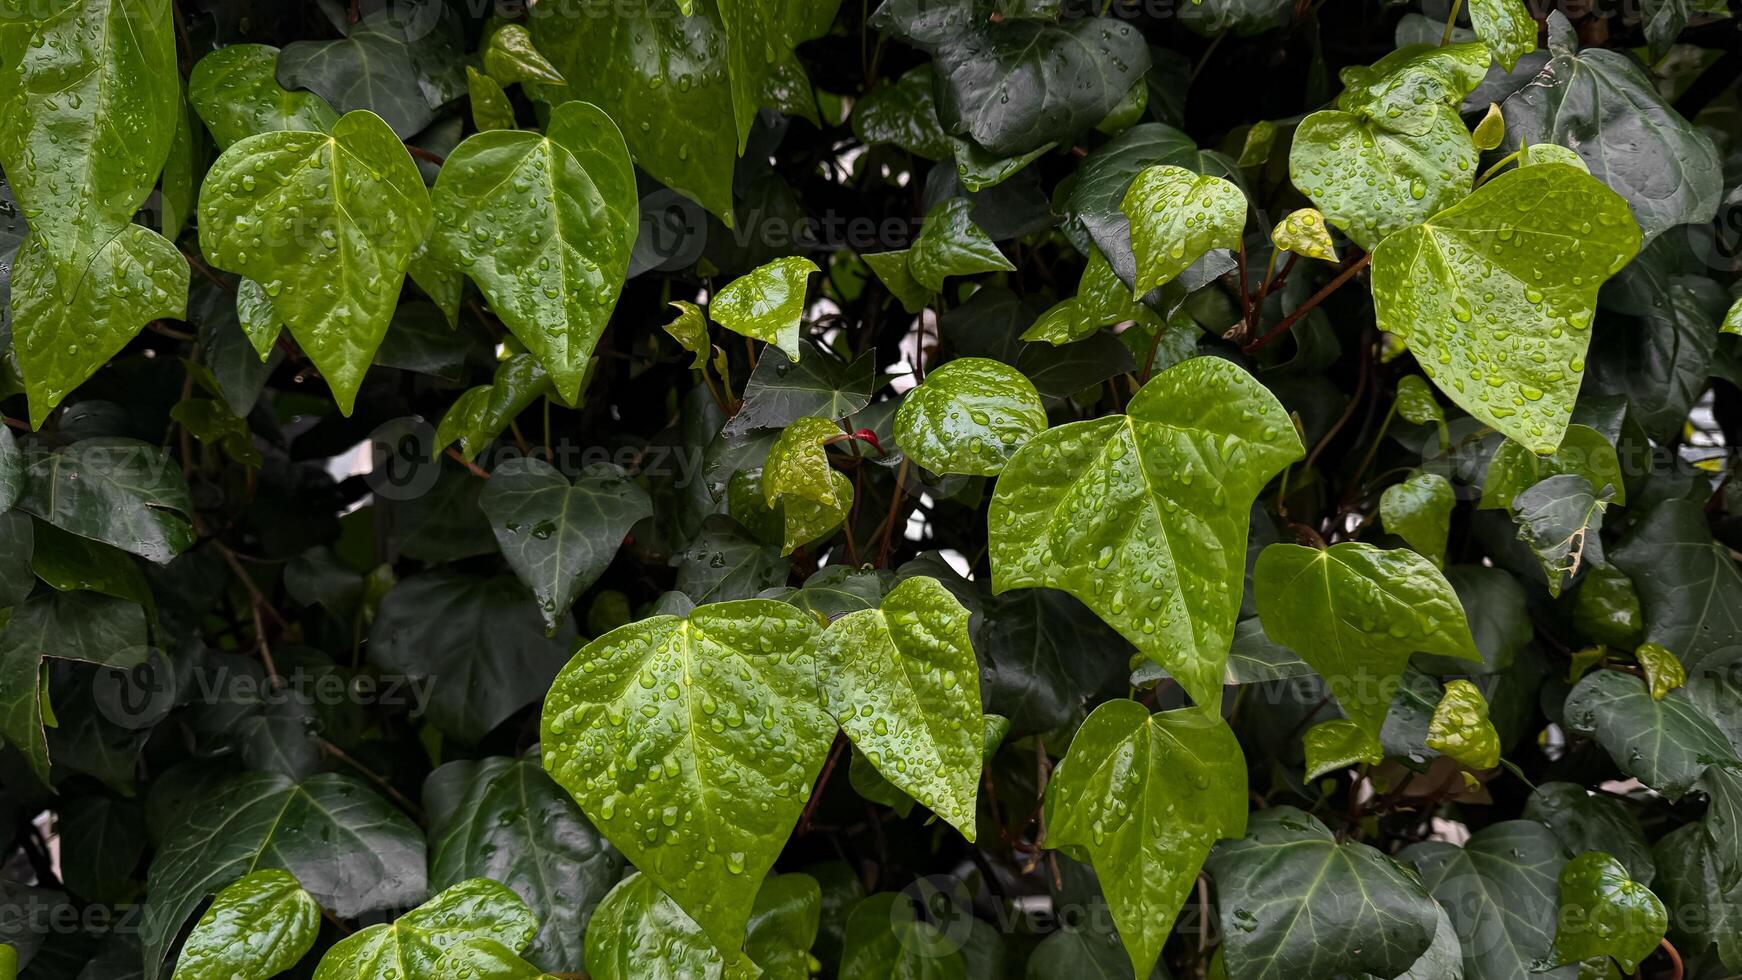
[2,0,1742,977]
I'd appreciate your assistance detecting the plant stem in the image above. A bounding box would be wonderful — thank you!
[1440,0,1464,45]
[1243,252,1372,354]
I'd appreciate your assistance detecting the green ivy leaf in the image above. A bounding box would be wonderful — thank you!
[1302,718,1383,780]
[1500,12,1722,240]
[188,44,338,148]
[763,416,842,508]
[1379,470,1454,565]
[435,353,554,462]
[1121,165,1246,295]
[817,576,983,837]
[862,249,931,314]
[1553,852,1666,974]
[908,199,1014,293]
[1022,248,1166,346]
[425,752,626,971]
[664,301,710,369]
[1469,0,1538,71]
[529,0,737,221]
[1512,474,1610,597]
[482,23,565,87]
[1473,102,1506,151]
[724,340,874,437]
[837,892,966,980]
[712,257,818,361]
[480,459,652,631]
[852,65,952,160]
[1370,163,1641,453]
[1635,642,1686,700]
[9,226,189,427]
[0,590,147,784]
[429,101,636,403]
[779,470,852,556]
[1480,424,1625,510]
[1563,669,1739,800]
[1406,822,1572,979]
[368,572,575,741]
[311,879,537,980]
[1208,806,1439,980]
[1288,44,1488,251]
[1525,782,1655,885]
[197,110,432,414]
[1046,700,1246,978]
[0,0,179,296]
[1269,208,1336,262]
[276,6,464,139]
[15,437,195,563]
[171,869,319,980]
[672,515,791,603]
[467,67,516,132]
[1651,823,1742,968]
[1254,542,1480,738]
[583,872,755,979]
[235,278,283,358]
[990,357,1301,710]
[1425,678,1501,770]
[894,357,1046,476]
[434,940,560,980]
[540,600,831,952]
[141,772,426,980]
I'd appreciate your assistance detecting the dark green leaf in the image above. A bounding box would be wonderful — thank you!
[1403,820,1570,980]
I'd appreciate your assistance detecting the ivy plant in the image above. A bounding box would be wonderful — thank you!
[1,1,1740,978]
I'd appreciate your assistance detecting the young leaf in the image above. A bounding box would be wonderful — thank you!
[778,470,852,556]
[1022,247,1166,346]
[435,354,554,462]
[1302,718,1383,780]
[908,199,1014,293]
[1635,642,1686,700]
[894,357,1046,476]
[1046,700,1246,978]
[1553,852,1667,974]
[711,256,819,361]
[583,872,756,978]
[429,101,637,403]
[8,227,189,427]
[1370,163,1641,453]
[990,356,1301,710]
[1208,806,1440,980]
[861,249,931,314]
[1254,542,1480,738]
[171,869,320,980]
[141,772,427,980]
[1379,470,1454,565]
[1469,0,1538,71]
[425,752,626,971]
[1269,208,1336,262]
[187,44,339,148]
[467,67,517,132]
[540,600,831,952]
[482,24,565,86]
[0,0,179,296]
[479,459,652,631]
[434,940,560,980]
[1121,165,1245,294]
[1288,44,1489,250]
[663,301,710,369]
[197,110,433,414]
[1425,679,1501,770]
[1404,821,1570,979]
[816,576,983,837]
[311,878,537,980]
[763,416,842,508]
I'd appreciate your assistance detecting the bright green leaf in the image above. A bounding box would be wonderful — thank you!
[712,256,818,361]
[1425,678,1501,770]
[1481,424,1626,510]
[467,67,517,131]
[1302,718,1383,780]
[1469,0,1538,71]
[664,301,710,369]
[172,869,319,980]
[908,199,1014,293]
[763,416,841,508]
[188,44,338,148]
[1270,208,1336,262]
[1635,642,1686,700]
[1380,470,1454,565]
[1121,165,1245,295]
[1553,852,1666,974]
[311,878,537,980]
[894,357,1046,476]
[483,23,565,86]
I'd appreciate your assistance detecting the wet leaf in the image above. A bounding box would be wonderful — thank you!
[171,869,319,980]
[894,358,1045,476]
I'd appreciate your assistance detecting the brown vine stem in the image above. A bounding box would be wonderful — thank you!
[797,735,846,836]
[318,737,425,825]
[1242,251,1372,354]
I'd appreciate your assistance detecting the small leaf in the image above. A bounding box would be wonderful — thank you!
[1512,473,1610,597]
[817,576,983,837]
[541,600,831,952]
[435,354,554,462]
[1472,102,1505,151]
[780,470,852,556]
[1269,208,1336,262]
[990,357,1301,709]
[1379,470,1454,565]
[712,256,819,361]
[1469,0,1538,72]
[188,44,338,148]
[172,869,319,980]
[1302,718,1383,780]
[311,879,537,980]
[1480,425,1626,510]
[483,23,565,86]
[1047,699,1246,978]
[1121,164,1246,294]
[583,872,756,979]
[1635,642,1686,700]
[467,67,517,131]
[197,110,432,413]
[1370,164,1641,452]
[1393,375,1445,428]
[861,249,931,314]
[480,459,652,630]
[908,198,1014,293]
[1553,852,1666,974]
[1425,679,1501,770]
[1209,806,1440,980]
[894,357,1046,476]
[663,301,710,369]
[763,416,842,508]
[1022,248,1166,346]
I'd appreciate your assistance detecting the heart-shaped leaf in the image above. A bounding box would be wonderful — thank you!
[311,878,537,980]
[541,600,831,952]
[1370,163,1641,452]
[1121,164,1246,294]
[171,869,320,980]
[197,109,432,413]
[712,257,818,361]
[990,356,1301,710]
[1553,852,1666,973]
[894,357,1046,476]
[188,44,338,148]
[1380,470,1454,565]
[429,101,637,403]
[1404,820,1570,980]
